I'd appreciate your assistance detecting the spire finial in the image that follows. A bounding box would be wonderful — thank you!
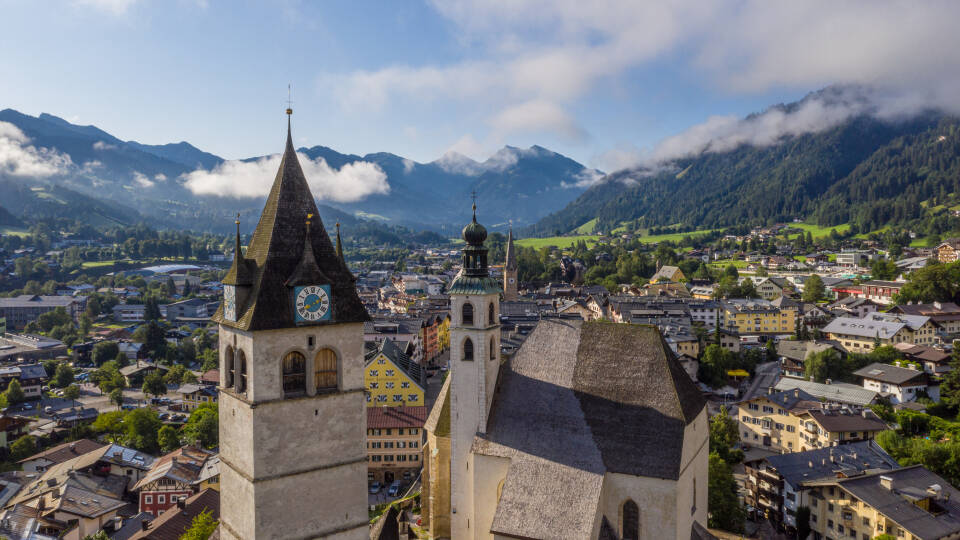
[234,212,242,257]
[286,84,293,116]
[306,212,313,233]
[471,190,477,222]
[336,221,344,261]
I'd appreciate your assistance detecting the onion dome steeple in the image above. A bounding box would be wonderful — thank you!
[448,198,502,295]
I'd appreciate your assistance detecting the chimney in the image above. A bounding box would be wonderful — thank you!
[825,378,832,385]
[768,387,774,395]
[176,496,186,510]
[141,520,151,531]
[809,375,815,382]
[794,389,800,398]
[880,475,894,490]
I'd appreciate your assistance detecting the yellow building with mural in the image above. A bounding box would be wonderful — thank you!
[364,338,426,407]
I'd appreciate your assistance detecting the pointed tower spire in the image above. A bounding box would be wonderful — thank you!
[335,221,344,261]
[505,223,517,271]
[286,213,330,287]
[223,213,253,287]
[234,212,243,259]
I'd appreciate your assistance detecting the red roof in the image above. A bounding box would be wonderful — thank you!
[200,369,219,384]
[367,406,428,429]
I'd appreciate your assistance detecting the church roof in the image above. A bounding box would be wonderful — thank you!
[424,375,451,437]
[505,227,517,271]
[212,118,369,330]
[474,319,706,539]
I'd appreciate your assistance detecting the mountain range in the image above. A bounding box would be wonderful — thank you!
[529,89,960,237]
[0,109,598,234]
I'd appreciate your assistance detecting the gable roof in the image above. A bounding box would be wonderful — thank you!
[853,362,927,385]
[367,406,428,430]
[128,488,220,540]
[803,408,888,433]
[744,388,819,412]
[18,438,105,465]
[424,375,450,437]
[651,265,682,282]
[764,440,898,487]
[774,378,879,406]
[364,338,424,388]
[475,320,706,539]
[212,118,369,331]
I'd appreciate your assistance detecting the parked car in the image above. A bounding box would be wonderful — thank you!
[44,406,53,414]
[387,482,402,497]
[368,482,382,494]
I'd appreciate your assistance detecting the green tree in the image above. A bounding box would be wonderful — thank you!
[10,435,37,461]
[181,403,218,449]
[79,313,93,337]
[92,341,120,367]
[895,261,960,304]
[939,351,960,412]
[708,452,745,532]
[804,348,844,382]
[802,274,826,303]
[83,531,111,540]
[93,410,127,441]
[4,379,24,405]
[53,363,75,388]
[158,425,181,452]
[873,535,896,540]
[165,365,190,386]
[709,406,741,463]
[124,408,162,452]
[144,296,162,322]
[109,388,125,410]
[724,264,739,279]
[115,350,130,368]
[63,384,81,408]
[199,349,218,372]
[142,371,167,398]
[180,508,218,540]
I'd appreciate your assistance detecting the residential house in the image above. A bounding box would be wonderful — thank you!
[0,364,48,400]
[176,383,218,411]
[112,303,169,323]
[364,319,425,365]
[133,446,219,517]
[19,439,106,473]
[777,341,842,379]
[99,443,156,490]
[164,298,213,321]
[128,489,220,540]
[796,407,889,451]
[892,343,952,375]
[364,339,426,407]
[889,302,960,336]
[936,239,960,262]
[774,378,881,408]
[807,465,960,540]
[0,334,67,363]
[366,406,427,485]
[853,362,933,404]
[649,265,687,284]
[859,280,905,305]
[743,441,898,529]
[120,360,168,387]
[739,388,821,453]
[827,297,882,319]
[823,313,940,353]
[755,277,791,301]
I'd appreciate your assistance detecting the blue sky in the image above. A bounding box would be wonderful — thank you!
[2,1,959,170]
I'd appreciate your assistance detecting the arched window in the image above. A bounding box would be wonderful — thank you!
[237,350,247,394]
[489,336,496,361]
[225,346,235,388]
[462,302,474,326]
[463,337,474,361]
[282,351,306,397]
[488,302,495,325]
[315,348,338,391]
[622,499,639,540]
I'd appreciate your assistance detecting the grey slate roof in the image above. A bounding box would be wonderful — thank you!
[765,440,898,488]
[212,118,369,331]
[745,388,818,410]
[774,378,880,406]
[834,466,960,540]
[804,408,888,433]
[474,319,706,539]
[853,362,927,385]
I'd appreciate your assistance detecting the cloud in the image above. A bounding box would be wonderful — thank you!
[489,100,586,141]
[133,172,155,188]
[184,153,390,202]
[562,168,605,189]
[81,160,103,173]
[153,173,167,182]
[401,158,416,174]
[93,141,116,151]
[72,0,139,15]
[0,122,73,177]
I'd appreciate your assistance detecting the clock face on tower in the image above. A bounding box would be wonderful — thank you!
[224,285,236,321]
[508,277,516,284]
[294,285,332,323]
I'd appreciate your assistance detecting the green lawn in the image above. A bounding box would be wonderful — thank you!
[516,235,600,249]
[572,218,598,234]
[634,229,718,243]
[780,222,851,239]
[81,260,118,268]
[0,226,29,238]
[708,259,749,269]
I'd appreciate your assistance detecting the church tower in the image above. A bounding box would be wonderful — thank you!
[448,204,502,539]
[503,226,518,301]
[214,110,370,540]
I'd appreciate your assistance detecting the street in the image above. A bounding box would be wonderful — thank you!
[740,361,780,403]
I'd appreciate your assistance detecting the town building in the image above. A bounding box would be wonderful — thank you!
[889,301,960,336]
[98,443,157,490]
[774,378,881,408]
[722,298,797,335]
[807,465,960,540]
[853,362,933,404]
[935,239,960,263]
[176,383,218,410]
[0,363,48,400]
[366,406,427,485]
[744,441,898,529]
[364,338,426,407]
[112,303,169,323]
[19,439,105,473]
[776,341,841,379]
[0,295,84,330]
[133,445,219,517]
[892,343,952,375]
[858,280,905,305]
[798,407,889,450]
[422,209,710,540]
[128,489,220,540]
[823,313,941,353]
[212,111,370,540]
[0,334,66,363]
